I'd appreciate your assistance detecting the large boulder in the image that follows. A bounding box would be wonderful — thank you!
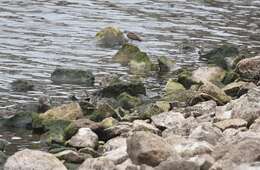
[96,26,126,47]
[51,68,94,85]
[127,131,179,167]
[4,149,67,170]
[67,128,98,149]
[78,158,117,170]
[236,55,260,81]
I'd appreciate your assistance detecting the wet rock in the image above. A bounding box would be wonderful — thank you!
[117,92,142,110]
[198,82,231,105]
[157,56,175,73]
[214,119,247,131]
[96,26,126,47]
[90,101,117,122]
[211,139,260,170]
[55,150,84,163]
[4,149,67,170]
[40,102,83,122]
[3,112,35,129]
[215,87,260,125]
[164,79,185,94]
[68,128,98,149]
[133,120,160,134]
[154,160,200,170]
[0,151,7,168]
[199,44,239,69]
[78,157,116,170]
[127,131,178,167]
[129,52,154,75]
[236,55,260,81]
[10,79,34,92]
[189,123,223,145]
[177,69,198,89]
[151,111,185,130]
[0,139,8,151]
[51,68,94,85]
[221,70,239,85]
[38,95,51,113]
[113,43,145,66]
[101,117,118,129]
[137,103,164,119]
[97,81,146,98]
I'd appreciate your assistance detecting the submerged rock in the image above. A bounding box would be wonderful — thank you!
[51,68,94,85]
[4,149,67,170]
[3,112,35,129]
[10,79,34,92]
[157,56,175,73]
[96,26,126,47]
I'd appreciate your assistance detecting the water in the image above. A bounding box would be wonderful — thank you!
[0,0,259,153]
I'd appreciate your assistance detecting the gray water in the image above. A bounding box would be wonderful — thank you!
[0,0,260,153]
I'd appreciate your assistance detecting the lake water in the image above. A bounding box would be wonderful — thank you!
[0,0,259,154]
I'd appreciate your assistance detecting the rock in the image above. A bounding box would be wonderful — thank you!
[154,160,200,170]
[104,122,132,140]
[97,81,146,98]
[221,70,239,85]
[236,55,260,81]
[127,131,178,167]
[0,151,7,168]
[4,149,67,170]
[10,79,34,92]
[129,52,154,75]
[154,101,170,112]
[164,79,185,94]
[250,118,260,132]
[96,26,125,47]
[133,120,160,134]
[222,81,248,97]
[214,119,247,131]
[151,111,185,130]
[113,43,144,65]
[51,68,94,85]
[103,146,128,164]
[3,112,35,129]
[189,123,223,145]
[68,128,98,149]
[40,102,83,122]
[116,159,140,170]
[38,95,51,113]
[198,82,231,105]
[236,162,260,170]
[55,150,84,163]
[101,117,118,129]
[117,92,142,110]
[137,103,164,119]
[103,137,127,152]
[191,66,226,84]
[70,118,102,133]
[188,154,215,170]
[215,87,260,125]
[157,56,175,73]
[90,101,117,122]
[211,139,260,170]
[177,69,198,89]
[78,158,116,170]
[199,44,239,69]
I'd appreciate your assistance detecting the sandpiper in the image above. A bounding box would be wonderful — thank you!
[125,31,142,41]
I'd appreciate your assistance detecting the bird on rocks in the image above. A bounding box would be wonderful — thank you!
[125,31,142,42]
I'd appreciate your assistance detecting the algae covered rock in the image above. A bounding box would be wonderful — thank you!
[158,56,175,73]
[51,68,94,86]
[200,44,239,69]
[164,79,186,94]
[96,26,126,47]
[3,112,35,129]
[117,92,142,110]
[10,79,34,92]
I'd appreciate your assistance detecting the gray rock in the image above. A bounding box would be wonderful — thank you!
[103,146,128,165]
[188,154,215,170]
[78,158,117,170]
[236,162,260,170]
[133,120,160,134]
[154,160,200,170]
[51,68,94,86]
[55,150,84,163]
[250,118,260,132]
[103,137,127,153]
[116,159,140,170]
[4,149,67,170]
[68,128,98,149]
[214,119,247,131]
[127,131,178,167]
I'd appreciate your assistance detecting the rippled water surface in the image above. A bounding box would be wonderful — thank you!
[0,0,260,154]
[0,0,260,109]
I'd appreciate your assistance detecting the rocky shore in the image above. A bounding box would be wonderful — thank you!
[1,26,260,170]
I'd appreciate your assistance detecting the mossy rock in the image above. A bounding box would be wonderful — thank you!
[89,102,117,122]
[158,56,175,73]
[113,43,141,65]
[177,69,198,89]
[137,103,164,119]
[164,79,186,94]
[10,79,34,92]
[101,117,118,129]
[129,52,154,75]
[222,71,239,85]
[163,89,200,105]
[51,68,94,86]
[97,81,146,98]
[96,26,125,47]
[199,44,239,69]
[117,92,142,110]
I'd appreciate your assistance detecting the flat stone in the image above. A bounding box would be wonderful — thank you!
[214,119,247,131]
